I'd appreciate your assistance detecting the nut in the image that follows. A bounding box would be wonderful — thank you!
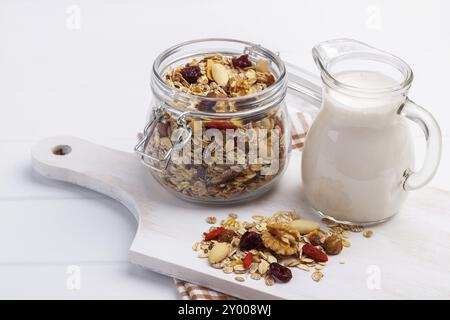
[211,63,229,87]
[255,59,270,73]
[262,223,300,255]
[323,235,343,255]
[208,242,230,264]
[307,230,324,246]
[289,219,320,235]
[245,69,257,84]
[206,59,214,80]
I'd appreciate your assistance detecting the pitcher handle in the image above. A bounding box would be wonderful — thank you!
[400,99,442,191]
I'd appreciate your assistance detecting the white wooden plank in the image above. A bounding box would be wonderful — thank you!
[0,262,177,299]
[0,198,136,263]
[0,140,135,200]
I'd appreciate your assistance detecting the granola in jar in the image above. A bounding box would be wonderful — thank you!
[136,39,290,203]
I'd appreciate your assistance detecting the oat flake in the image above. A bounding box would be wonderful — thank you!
[363,230,374,238]
[312,271,324,282]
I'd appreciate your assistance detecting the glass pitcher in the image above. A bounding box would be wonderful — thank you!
[302,39,441,225]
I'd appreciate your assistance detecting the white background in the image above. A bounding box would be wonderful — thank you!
[0,0,449,299]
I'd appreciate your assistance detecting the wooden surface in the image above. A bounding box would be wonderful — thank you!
[31,136,450,299]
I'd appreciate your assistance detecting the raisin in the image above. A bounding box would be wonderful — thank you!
[232,54,252,68]
[197,99,216,112]
[269,263,292,283]
[180,65,202,84]
[239,231,263,250]
[216,229,236,243]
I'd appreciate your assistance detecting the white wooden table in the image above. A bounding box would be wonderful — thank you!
[1,0,449,299]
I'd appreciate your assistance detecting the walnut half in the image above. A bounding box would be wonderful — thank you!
[261,223,300,256]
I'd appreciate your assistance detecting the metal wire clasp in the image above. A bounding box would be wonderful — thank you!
[134,103,192,172]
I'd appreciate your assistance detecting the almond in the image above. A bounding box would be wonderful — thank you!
[206,59,214,80]
[208,242,230,264]
[289,219,320,235]
[211,63,229,87]
[255,59,270,73]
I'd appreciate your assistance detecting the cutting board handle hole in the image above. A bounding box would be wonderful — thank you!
[52,145,72,156]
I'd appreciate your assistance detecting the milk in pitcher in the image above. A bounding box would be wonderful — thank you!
[302,71,414,223]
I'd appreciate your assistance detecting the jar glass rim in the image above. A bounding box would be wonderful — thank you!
[151,38,287,117]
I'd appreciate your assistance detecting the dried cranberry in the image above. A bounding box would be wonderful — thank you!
[232,54,252,68]
[302,243,328,262]
[243,252,253,269]
[180,65,202,84]
[204,227,225,241]
[269,263,292,283]
[205,121,236,130]
[239,231,263,250]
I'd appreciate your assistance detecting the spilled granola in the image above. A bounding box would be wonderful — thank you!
[193,211,369,285]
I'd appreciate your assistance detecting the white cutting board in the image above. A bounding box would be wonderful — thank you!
[31,136,450,299]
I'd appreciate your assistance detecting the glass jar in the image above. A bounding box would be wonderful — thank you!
[135,39,290,204]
